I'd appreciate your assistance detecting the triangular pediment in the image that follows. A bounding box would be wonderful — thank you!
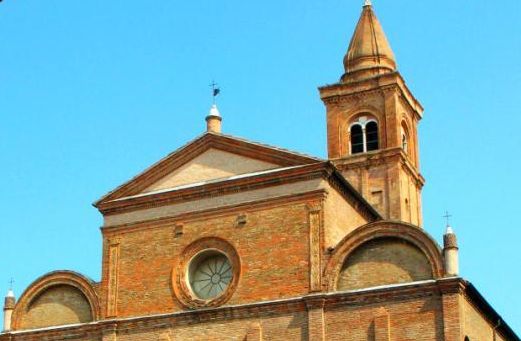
[95,133,321,205]
[143,148,278,193]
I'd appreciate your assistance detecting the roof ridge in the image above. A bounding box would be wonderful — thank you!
[215,132,322,161]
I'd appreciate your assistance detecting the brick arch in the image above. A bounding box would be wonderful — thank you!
[341,106,383,133]
[400,115,416,158]
[324,221,444,291]
[11,271,100,330]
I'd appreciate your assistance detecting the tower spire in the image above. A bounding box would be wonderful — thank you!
[342,2,396,82]
[319,2,424,225]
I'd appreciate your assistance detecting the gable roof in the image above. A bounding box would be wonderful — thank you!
[94,132,322,207]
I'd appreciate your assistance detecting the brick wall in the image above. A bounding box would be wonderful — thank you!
[104,201,312,318]
[4,282,518,341]
[463,298,508,341]
[19,285,93,329]
[337,238,433,290]
[323,185,369,249]
[325,295,444,340]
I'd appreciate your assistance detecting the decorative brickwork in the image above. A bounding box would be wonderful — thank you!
[2,2,519,341]
[11,271,99,330]
[106,241,120,318]
[307,205,323,292]
[337,237,433,290]
[172,237,241,309]
[324,221,444,291]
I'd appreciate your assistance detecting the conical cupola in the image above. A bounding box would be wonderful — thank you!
[342,1,396,82]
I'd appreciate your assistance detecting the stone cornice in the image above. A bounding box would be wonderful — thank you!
[98,163,381,223]
[5,278,517,341]
[3,278,481,340]
[318,72,423,121]
[331,147,426,187]
[101,190,329,236]
[97,163,328,215]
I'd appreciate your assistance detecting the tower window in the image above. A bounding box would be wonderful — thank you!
[401,123,410,155]
[349,117,379,155]
[350,124,364,154]
[366,121,379,151]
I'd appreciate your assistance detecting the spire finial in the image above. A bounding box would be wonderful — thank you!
[6,278,14,298]
[209,80,220,105]
[206,81,222,133]
[443,211,452,227]
[443,211,454,234]
[364,0,372,6]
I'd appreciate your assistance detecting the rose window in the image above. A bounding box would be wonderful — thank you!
[188,251,233,300]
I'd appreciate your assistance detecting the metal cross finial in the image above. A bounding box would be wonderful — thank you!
[209,81,220,104]
[443,211,452,227]
[8,278,14,290]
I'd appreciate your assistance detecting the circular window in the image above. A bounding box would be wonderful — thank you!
[172,237,240,308]
[188,251,233,300]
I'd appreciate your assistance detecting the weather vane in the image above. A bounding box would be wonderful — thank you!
[209,81,220,104]
[443,211,452,227]
[8,278,14,290]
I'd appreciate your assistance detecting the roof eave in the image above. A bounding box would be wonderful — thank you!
[464,281,520,341]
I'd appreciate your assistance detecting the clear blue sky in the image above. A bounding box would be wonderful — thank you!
[1,0,520,333]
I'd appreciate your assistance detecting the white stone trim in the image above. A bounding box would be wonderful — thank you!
[348,116,378,155]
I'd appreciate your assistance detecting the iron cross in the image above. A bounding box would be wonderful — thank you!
[443,211,452,226]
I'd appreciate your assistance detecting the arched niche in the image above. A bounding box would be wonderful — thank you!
[324,221,444,291]
[12,271,99,330]
[19,285,93,329]
[337,237,433,290]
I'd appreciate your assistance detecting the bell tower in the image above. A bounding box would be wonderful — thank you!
[319,1,425,226]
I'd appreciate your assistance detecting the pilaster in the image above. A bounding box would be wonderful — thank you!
[374,307,391,341]
[246,323,263,341]
[305,298,326,341]
[101,323,118,341]
[440,282,464,341]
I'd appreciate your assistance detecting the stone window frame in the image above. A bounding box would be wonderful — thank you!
[172,237,241,309]
[348,115,379,155]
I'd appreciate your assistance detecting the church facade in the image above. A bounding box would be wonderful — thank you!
[2,3,519,341]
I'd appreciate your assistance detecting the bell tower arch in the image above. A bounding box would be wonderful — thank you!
[319,2,424,225]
